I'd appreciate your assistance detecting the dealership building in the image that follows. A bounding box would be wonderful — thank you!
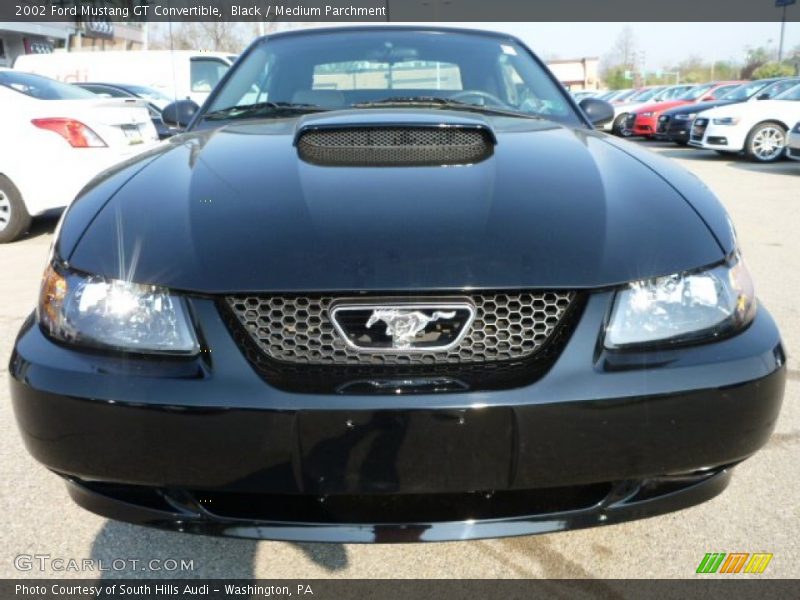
[0,21,146,67]
[546,57,601,90]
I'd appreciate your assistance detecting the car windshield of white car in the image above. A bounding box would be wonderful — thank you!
[0,71,97,101]
[774,83,800,101]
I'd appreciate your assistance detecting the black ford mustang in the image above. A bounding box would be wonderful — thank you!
[9,27,785,543]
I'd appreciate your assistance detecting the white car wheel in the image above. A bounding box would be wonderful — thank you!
[0,176,32,244]
[745,123,787,163]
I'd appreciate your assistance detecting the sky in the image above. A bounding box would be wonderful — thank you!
[465,22,800,69]
[279,22,800,70]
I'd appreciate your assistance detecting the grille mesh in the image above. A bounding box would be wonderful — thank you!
[225,292,575,366]
[296,126,493,166]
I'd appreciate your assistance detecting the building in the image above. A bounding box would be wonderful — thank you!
[546,58,601,91]
[0,23,73,67]
[0,21,146,68]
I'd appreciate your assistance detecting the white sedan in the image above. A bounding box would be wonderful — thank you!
[689,83,800,162]
[0,69,160,243]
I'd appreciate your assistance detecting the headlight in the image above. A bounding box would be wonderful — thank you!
[39,264,198,355]
[605,253,755,349]
[712,117,740,126]
[675,113,696,120]
[640,112,653,117]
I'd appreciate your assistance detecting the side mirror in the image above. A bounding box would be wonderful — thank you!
[756,93,770,100]
[162,99,199,129]
[702,95,715,101]
[579,97,615,128]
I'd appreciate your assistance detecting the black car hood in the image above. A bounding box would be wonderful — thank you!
[66,110,728,293]
[661,99,735,116]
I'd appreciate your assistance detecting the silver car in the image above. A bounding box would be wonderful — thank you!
[787,121,800,161]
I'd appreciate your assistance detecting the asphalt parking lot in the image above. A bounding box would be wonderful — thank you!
[1,141,798,579]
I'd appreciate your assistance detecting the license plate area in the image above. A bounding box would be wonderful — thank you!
[298,408,514,494]
[121,124,144,145]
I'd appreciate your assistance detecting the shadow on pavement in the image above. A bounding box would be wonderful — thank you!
[89,521,349,577]
[726,160,800,177]
[644,141,800,175]
[20,214,61,242]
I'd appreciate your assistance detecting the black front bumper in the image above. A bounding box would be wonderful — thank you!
[63,468,733,542]
[655,118,693,143]
[9,292,786,541]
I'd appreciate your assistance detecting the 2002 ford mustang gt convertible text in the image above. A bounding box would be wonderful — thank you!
[9,27,785,543]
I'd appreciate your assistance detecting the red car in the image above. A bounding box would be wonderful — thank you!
[630,81,745,137]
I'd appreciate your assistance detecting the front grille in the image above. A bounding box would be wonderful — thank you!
[223,291,582,393]
[226,292,574,366]
[656,115,670,133]
[296,126,493,166]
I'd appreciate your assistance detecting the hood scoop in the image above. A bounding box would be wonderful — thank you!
[295,123,495,167]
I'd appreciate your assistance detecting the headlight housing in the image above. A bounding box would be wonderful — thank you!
[605,253,756,349]
[39,264,198,355]
[712,117,740,126]
[675,113,696,121]
[640,111,653,117]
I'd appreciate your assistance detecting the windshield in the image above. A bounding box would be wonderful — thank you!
[122,84,172,105]
[627,87,664,103]
[656,85,693,101]
[0,71,96,100]
[723,80,777,102]
[775,83,800,101]
[204,30,581,125]
[678,84,714,101]
[757,79,800,99]
[611,89,636,102]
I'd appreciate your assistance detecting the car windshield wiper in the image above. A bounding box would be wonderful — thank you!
[203,101,328,121]
[351,96,542,120]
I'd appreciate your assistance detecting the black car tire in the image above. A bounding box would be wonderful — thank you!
[744,122,787,163]
[612,113,632,137]
[0,175,31,244]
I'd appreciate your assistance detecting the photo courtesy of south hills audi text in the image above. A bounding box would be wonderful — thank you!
[0,0,798,593]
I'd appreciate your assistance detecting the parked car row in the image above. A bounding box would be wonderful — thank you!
[579,78,800,163]
[653,79,797,145]
[688,82,800,162]
[646,78,800,162]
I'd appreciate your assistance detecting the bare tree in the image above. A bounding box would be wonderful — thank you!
[148,22,250,53]
[608,26,638,69]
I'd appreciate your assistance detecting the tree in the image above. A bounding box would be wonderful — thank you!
[600,27,638,89]
[148,22,249,53]
[608,26,638,69]
[602,66,629,90]
[752,61,796,79]
[741,46,773,79]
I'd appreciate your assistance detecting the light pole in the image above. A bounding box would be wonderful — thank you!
[776,0,797,62]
